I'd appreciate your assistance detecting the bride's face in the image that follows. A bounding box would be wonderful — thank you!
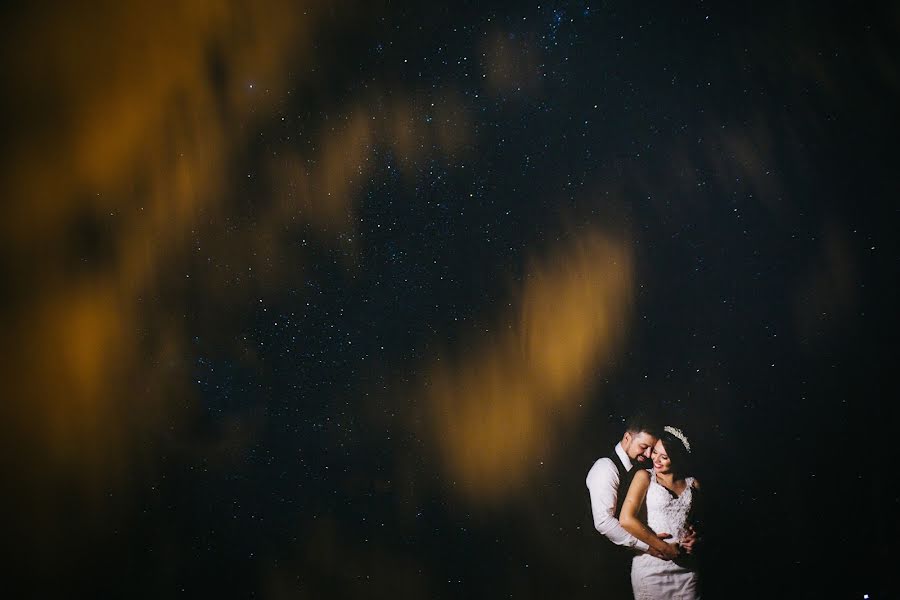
[651,441,672,474]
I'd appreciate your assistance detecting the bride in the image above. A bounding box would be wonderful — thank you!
[620,426,701,600]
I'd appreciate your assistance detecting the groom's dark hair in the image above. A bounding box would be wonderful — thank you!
[624,411,662,437]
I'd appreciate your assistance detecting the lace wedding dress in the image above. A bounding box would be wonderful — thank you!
[631,471,700,600]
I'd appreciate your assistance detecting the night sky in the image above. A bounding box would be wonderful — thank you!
[2,1,897,598]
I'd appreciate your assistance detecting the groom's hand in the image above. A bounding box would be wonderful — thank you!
[656,542,680,561]
[649,533,679,561]
[681,526,699,555]
[647,547,676,560]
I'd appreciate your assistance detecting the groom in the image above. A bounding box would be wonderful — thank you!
[586,413,693,594]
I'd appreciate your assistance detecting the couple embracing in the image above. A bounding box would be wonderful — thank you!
[586,414,702,599]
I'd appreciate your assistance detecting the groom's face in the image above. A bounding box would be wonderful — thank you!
[623,431,658,463]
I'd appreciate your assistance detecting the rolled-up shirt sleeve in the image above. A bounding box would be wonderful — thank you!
[585,458,650,552]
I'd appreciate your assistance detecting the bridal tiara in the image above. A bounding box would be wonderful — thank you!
[664,425,691,453]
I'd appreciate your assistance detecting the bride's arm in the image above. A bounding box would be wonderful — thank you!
[619,470,679,560]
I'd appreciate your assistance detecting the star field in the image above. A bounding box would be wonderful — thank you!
[2,1,897,598]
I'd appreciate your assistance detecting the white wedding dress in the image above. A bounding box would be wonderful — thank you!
[631,471,700,600]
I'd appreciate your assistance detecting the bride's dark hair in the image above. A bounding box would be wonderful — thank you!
[658,429,693,478]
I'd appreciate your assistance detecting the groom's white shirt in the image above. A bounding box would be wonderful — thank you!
[586,443,650,552]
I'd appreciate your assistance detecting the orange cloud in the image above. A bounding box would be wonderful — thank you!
[265,87,471,250]
[422,231,634,504]
[1,0,322,483]
[1,0,477,498]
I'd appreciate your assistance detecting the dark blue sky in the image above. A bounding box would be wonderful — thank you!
[3,1,897,598]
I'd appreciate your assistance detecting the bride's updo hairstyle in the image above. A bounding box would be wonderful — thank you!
[659,426,693,478]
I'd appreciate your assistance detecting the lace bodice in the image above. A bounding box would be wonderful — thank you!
[645,471,695,544]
